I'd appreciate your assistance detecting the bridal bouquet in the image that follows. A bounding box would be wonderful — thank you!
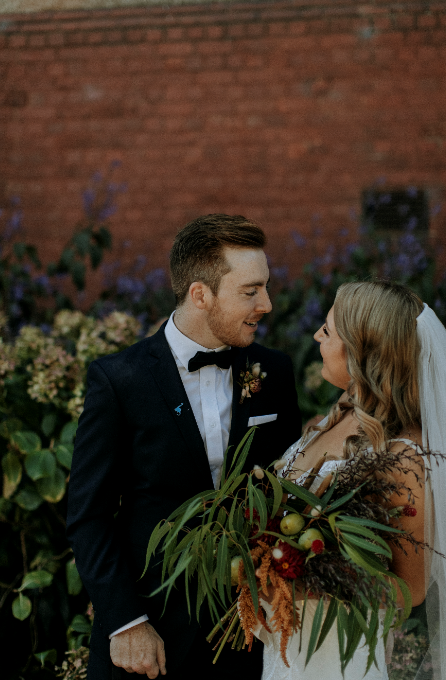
[143,428,427,673]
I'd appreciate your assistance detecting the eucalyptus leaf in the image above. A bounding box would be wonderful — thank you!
[315,596,338,652]
[305,596,324,667]
[140,520,171,580]
[216,532,228,605]
[341,532,392,558]
[264,470,284,518]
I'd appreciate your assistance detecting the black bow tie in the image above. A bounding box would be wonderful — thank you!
[188,349,234,373]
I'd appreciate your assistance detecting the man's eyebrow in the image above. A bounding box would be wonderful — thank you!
[240,278,270,288]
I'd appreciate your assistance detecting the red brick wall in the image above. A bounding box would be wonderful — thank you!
[1,0,445,276]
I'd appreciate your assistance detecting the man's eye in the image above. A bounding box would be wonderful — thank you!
[246,291,257,297]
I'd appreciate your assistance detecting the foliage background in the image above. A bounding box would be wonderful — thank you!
[0,174,443,678]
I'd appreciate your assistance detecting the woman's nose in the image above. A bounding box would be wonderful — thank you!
[314,327,323,343]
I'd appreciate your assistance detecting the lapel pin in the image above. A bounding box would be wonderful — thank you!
[174,403,184,416]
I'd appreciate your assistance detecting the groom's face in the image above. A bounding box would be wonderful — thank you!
[207,247,272,347]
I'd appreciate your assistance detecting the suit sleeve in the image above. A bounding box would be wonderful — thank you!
[277,354,302,454]
[66,361,148,636]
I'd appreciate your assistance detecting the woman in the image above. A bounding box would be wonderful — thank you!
[256,281,446,680]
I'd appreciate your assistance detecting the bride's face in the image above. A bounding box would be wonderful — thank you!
[314,306,351,390]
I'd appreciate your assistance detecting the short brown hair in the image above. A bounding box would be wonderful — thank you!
[170,214,266,305]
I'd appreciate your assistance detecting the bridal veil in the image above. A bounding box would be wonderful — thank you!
[415,303,446,680]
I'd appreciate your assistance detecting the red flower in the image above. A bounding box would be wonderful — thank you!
[249,379,262,394]
[403,505,417,517]
[245,507,260,521]
[272,540,306,579]
[311,539,324,555]
[249,516,281,547]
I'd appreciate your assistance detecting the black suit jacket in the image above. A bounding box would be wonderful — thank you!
[66,323,301,667]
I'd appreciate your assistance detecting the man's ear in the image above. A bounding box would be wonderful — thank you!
[188,281,213,310]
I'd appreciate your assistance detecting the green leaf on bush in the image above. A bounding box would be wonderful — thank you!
[60,421,78,445]
[41,414,57,438]
[15,485,43,511]
[36,468,66,503]
[66,559,83,596]
[10,431,41,455]
[55,444,73,470]
[25,450,56,481]
[20,569,53,591]
[69,614,92,634]
[34,649,57,667]
[0,418,23,440]
[2,452,22,498]
[12,593,32,620]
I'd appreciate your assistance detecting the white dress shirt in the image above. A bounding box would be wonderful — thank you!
[110,312,234,638]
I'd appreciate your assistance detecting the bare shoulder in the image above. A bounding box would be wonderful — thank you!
[388,425,424,478]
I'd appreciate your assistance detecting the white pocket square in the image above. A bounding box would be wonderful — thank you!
[248,414,278,426]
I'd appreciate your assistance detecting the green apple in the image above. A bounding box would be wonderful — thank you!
[280,513,305,536]
[297,528,324,551]
[230,556,243,585]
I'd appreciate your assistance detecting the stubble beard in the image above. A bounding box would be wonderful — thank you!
[207,298,255,348]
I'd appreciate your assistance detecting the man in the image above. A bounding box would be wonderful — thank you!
[67,214,301,679]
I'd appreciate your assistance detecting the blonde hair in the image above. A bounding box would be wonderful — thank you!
[308,281,423,456]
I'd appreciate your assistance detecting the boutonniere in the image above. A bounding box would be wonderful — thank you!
[238,360,267,404]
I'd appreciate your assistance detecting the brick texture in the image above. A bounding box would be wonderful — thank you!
[0,0,445,278]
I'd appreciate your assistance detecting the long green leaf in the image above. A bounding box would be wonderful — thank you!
[248,474,254,523]
[264,470,284,518]
[280,478,321,508]
[164,500,202,549]
[216,532,228,605]
[252,485,268,536]
[149,553,193,598]
[166,491,214,522]
[336,521,393,555]
[140,520,171,580]
[226,428,255,477]
[337,603,348,669]
[305,597,325,667]
[315,596,338,652]
[337,515,403,534]
[341,532,392,558]
[364,611,379,674]
[327,486,362,512]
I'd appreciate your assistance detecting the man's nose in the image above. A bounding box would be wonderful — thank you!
[255,289,272,314]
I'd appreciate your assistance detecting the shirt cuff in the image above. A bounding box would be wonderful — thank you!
[109,614,149,639]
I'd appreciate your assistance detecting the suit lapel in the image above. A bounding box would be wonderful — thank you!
[146,324,213,486]
[228,349,251,463]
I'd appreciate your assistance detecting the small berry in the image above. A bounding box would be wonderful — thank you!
[311,539,324,555]
[403,504,417,517]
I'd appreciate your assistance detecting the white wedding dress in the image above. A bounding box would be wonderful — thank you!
[253,418,425,680]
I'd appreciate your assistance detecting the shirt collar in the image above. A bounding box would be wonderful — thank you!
[164,312,230,370]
